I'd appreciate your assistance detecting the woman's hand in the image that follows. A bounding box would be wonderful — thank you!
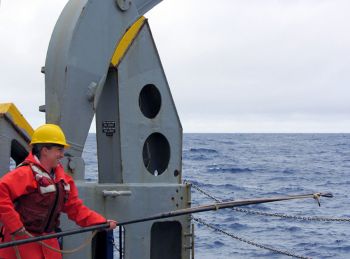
[107,219,117,230]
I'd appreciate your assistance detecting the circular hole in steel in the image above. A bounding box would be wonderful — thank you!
[139,84,161,119]
[143,132,170,176]
[174,170,179,177]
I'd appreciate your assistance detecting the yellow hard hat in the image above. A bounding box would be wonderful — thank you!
[30,124,70,148]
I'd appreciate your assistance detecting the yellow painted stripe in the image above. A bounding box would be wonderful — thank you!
[111,16,146,67]
[0,103,34,138]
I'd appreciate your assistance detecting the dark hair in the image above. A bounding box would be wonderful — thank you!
[32,144,64,159]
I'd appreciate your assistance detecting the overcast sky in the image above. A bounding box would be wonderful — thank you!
[1,0,349,133]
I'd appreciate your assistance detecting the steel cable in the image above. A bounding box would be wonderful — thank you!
[186,180,350,222]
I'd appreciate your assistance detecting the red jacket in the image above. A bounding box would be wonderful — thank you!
[0,153,106,259]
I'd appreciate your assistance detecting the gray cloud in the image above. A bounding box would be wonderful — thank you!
[148,0,350,132]
[1,0,349,132]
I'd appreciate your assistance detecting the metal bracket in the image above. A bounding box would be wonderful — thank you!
[103,190,132,197]
[86,82,98,102]
[116,0,131,11]
[39,105,46,113]
[86,75,107,110]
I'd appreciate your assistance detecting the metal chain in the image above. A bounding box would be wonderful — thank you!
[192,216,311,259]
[185,180,350,222]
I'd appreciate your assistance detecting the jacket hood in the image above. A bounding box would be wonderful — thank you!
[24,152,41,166]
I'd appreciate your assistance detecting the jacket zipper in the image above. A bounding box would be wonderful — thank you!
[44,183,60,232]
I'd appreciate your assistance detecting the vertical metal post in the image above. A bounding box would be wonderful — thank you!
[119,226,123,258]
[191,223,195,259]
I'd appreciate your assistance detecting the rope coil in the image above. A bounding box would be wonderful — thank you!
[11,230,98,259]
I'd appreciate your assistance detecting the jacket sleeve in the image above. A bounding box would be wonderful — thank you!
[63,177,106,227]
[0,168,36,233]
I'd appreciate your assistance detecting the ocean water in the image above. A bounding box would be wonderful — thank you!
[83,133,350,259]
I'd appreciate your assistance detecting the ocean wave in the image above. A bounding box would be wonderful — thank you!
[227,222,248,230]
[277,225,302,232]
[220,184,245,191]
[183,148,219,161]
[189,148,219,154]
[207,166,253,173]
[187,181,217,190]
[282,168,297,174]
[219,141,235,145]
[223,215,239,222]
[333,143,350,147]
[213,240,225,247]
[275,186,308,193]
[317,244,350,253]
[245,204,270,211]
[187,181,244,194]
[183,154,210,161]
